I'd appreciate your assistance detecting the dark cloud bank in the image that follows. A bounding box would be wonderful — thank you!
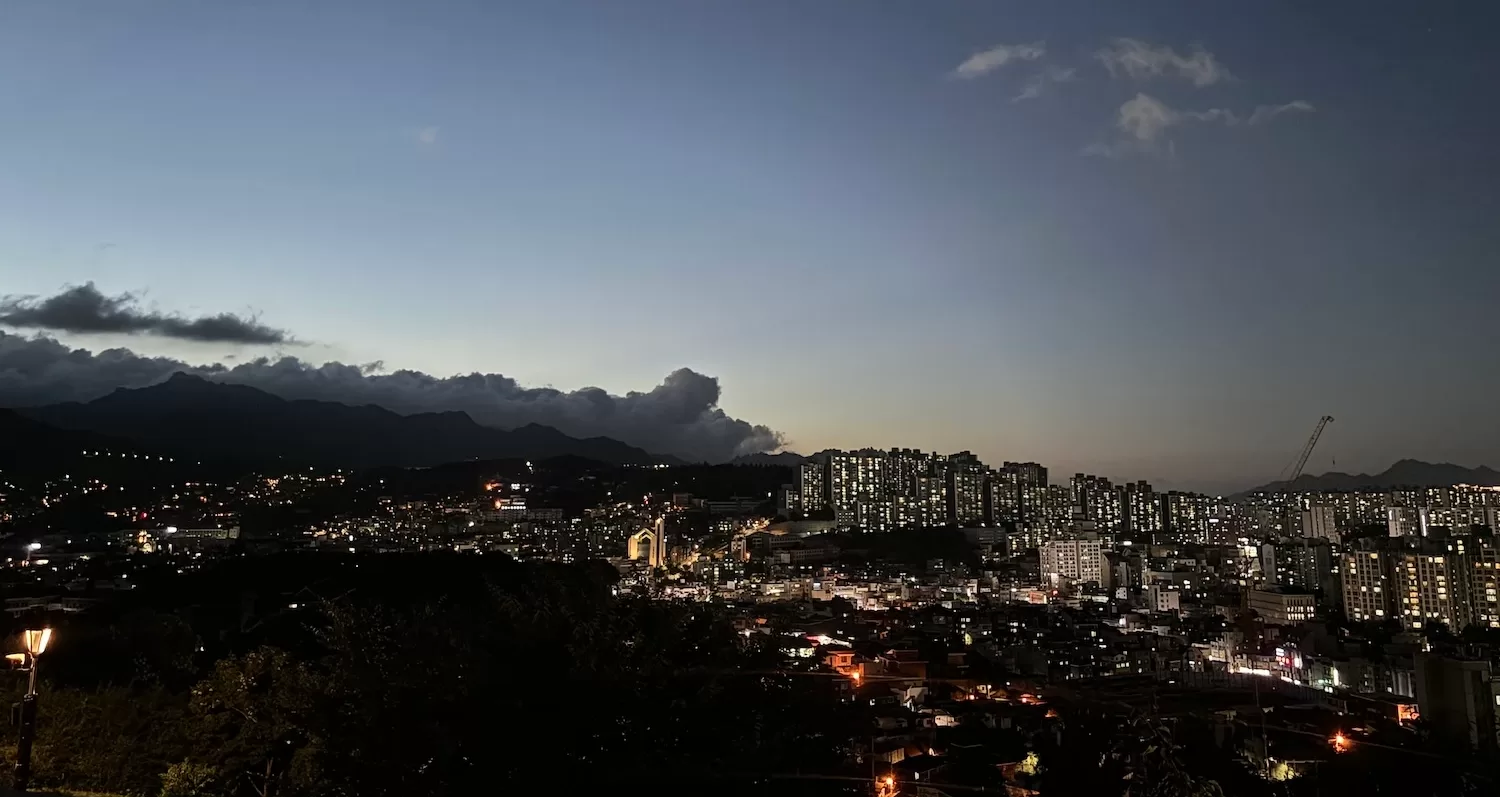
[0,282,292,344]
[0,332,783,462]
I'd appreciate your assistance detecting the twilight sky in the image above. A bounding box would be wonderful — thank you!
[2,1,1498,492]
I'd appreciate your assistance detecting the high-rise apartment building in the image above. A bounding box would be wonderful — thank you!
[1040,534,1105,585]
[798,462,827,514]
[1121,480,1161,537]
[1003,462,1048,488]
[1341,538,1500,631]
[829,452,886,530]
[1262,537,1335,596]
[1342,551,1393,623]
[1301,505,1338,542]
[989,469,1020,526]
[1395,550,1469,630]
[947,469,986,527]
[1388,506,1430,540]
[1161,491,1213,545]
[1071,474,1122,532]
[1468,537,1500,628]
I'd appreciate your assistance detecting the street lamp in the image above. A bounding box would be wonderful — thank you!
[11,627,53,792]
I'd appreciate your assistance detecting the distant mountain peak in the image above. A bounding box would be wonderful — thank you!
[1241,459,1500,495]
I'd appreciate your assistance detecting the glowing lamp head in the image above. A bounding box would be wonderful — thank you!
[23,628,52,657]
[26,543,40,551]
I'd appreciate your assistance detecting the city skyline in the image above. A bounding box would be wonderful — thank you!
[5,2,1500,489]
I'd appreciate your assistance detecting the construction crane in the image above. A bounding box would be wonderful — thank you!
[1280,415,1334,483]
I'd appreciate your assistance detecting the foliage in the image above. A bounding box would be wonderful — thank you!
[160,761,221,797]
[0,555,865,797]
[1036,708,1227,797]
[188,648,329,797]
[0,684,190,796]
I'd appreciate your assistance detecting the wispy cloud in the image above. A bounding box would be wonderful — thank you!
[1095,38,1232,86]
[1013,65,1077,102]
[0,283,295,345]
[952,41,1045,79]
[1118,93,1235,141]
[1087,93,1315,157]
[416,126,440,145]
[1248,100,1315,125]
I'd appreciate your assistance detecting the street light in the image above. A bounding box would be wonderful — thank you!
[12,627,53,792]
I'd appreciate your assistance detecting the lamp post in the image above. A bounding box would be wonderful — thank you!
[11,628,52,792]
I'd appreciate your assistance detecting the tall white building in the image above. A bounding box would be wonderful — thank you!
[1388,506,1430,540]
[1040,534,1105,585]
[1301,505,1338,542]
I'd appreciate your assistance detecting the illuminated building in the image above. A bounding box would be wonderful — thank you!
[1468,537,1500,628]
[1387,506,1430,540]
[1341,551,1392,623]
[1071,474,1121,533]
[947,468,986,527]
[1246,588,1316,625]
[1040,534,1104,585]
[798,462,827,514]
[1300,504,1338,541]
[829,452,887,530]
[1395,550,1468,630]
[627,516,667,568]
[1120,480,1161,537]
[1260,538,1334,595]
[1161,491,1213,544]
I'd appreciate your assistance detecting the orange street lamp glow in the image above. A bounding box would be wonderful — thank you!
[22,628,51,657]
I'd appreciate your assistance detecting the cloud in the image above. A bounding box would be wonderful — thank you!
[1087,93,1311,157]
[1117,93,1237,141]
[1248,100,1315,125]
[0,283,293,345]
[416,126,439,145]
[1095,38,1232,86]
[0,332,783,462]
[952,41,1045,79]
[1013,65,1077,102]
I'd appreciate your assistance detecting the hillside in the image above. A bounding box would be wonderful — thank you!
[17,373,661,469]
[1241,459,1500,494]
